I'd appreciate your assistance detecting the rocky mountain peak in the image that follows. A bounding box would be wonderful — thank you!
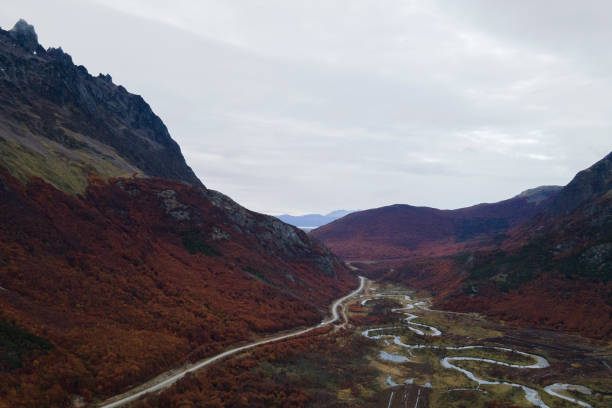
[0,20,203,192]
[8,19,39,53]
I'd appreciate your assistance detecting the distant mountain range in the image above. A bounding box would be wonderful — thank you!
[276,209,355,230]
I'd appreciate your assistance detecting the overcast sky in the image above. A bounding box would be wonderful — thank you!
[2,1,611,214]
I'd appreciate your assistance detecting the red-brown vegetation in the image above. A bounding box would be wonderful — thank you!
[0,170,356,407]
[135,329,378,408]
[311,194,554,261]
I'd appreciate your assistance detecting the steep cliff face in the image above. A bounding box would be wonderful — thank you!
[0,20,201,194]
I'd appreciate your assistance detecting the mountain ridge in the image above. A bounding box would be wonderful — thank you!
[547,151,612,216]
[0,19,201,194]
[311,186,560,260]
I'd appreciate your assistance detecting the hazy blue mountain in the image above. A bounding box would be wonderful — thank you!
[277,210,355,230]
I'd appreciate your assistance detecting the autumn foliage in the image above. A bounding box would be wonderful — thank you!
[0,170,356,407]
[135,329,378,408]
[311,196,552,260]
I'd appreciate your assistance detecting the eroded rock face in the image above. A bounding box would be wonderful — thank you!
[202,188,341,277]
[157,189,191,220]
[210,226,230,241]
[0,20,202,190]
[581,243,612,272]
[8,19,39,53]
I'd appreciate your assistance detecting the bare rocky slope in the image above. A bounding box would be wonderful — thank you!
[0,19,201,194]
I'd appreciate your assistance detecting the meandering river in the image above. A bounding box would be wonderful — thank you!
[360,292,594,408]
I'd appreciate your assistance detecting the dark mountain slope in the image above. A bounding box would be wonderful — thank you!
[547,151,612,216]
[0,20,201,194]
[312,186,560,260]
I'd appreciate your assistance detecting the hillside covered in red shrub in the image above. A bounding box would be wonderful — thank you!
[311,186,559,260]
[0,169,355,407]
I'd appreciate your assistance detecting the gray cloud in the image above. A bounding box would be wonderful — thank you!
[1,0,610,214]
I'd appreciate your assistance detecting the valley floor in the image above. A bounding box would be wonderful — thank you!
[127,279,611,407]
[356,283,611,408]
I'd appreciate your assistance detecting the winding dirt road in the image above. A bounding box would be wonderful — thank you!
[97,276,366,408]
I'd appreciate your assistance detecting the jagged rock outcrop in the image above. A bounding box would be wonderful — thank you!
[7,19,39,53]
[0,20,201,193]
